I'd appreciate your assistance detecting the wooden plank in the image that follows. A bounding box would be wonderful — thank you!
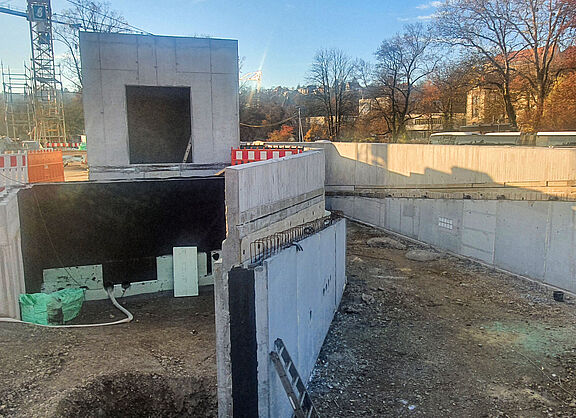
[173,247,199,297]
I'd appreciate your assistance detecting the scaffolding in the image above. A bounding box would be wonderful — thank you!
[1,64,33,140]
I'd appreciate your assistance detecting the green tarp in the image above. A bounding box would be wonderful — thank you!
[19,288,84,325]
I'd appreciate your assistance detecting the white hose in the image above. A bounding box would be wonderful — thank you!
[0,287,133,328]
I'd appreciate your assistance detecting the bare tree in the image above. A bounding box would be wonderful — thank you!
[373,23,438,141]
[506,0,575,130]
[308,49,356,139]
[54,0,131,90]
[435,0,524,128]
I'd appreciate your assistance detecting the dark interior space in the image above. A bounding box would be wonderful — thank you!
[18,177,225,292]
[126,85,192,164]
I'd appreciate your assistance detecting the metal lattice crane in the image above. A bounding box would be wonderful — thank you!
[240,70,262,91]
[27,0,66,143]
[0,0,67,144]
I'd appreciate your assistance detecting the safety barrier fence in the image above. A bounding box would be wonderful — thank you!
[231,146,304,166]
[46,142,82,148]
[0,153,27,197]
[27,150,65,184]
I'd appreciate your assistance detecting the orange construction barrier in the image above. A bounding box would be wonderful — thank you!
[27,149,65,183]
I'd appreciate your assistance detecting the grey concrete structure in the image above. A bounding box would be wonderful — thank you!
[266,141,576,293]
[216,151,327,417]
[253,219,346,417]
[0,190,25,318]
[272,142,576,189]
[80,33,239,180]
[328,196,576,293]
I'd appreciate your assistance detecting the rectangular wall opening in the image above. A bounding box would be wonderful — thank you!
[126,86,192,164]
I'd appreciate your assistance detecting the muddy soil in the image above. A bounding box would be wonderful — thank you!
[0,288,217,417]
[309,221,576,417]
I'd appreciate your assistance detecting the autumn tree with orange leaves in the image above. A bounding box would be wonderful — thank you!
[267,125,295,142]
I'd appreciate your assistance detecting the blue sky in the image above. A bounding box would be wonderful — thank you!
[0,0,441,88]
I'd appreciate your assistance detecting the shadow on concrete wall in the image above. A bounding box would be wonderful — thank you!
[317,144,576,293]
[260,142,575,292]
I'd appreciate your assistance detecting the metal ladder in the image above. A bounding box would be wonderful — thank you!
[270,338,320,418]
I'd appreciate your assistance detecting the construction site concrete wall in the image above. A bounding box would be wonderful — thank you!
[273,142,576,187]
[0,190,25,319]
[328,195,576,293]
[223,150,326,265]
[252,219,346,417]
[266,142,576,292]
[226,220,346,417]
[80,32,239,180]
[216,151,327,417]
[17,178,225,293]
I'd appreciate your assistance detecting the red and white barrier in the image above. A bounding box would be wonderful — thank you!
[231,147,304,166]
[46,142,81,148]
[0,153,28,197]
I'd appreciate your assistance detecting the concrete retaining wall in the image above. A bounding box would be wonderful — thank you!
[253,219,346,417]
[328,195,576,293]
[217,151,327,417]
[272,142,576,187]
[18,178,225,293]
[0,190,25,318]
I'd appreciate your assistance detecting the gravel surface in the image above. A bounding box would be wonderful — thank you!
[309,221,576,417]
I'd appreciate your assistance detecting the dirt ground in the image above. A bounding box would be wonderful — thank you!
[3,221,576,417]
[0,288,217,417]
[63,162,89,182]
[309,221,576,417]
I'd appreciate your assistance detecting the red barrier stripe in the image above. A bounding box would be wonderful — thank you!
[230,147,303,165]
[10,156,17,167]
[0,157,4,168]
[47,142,80,148]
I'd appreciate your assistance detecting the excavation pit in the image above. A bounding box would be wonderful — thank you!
[55,372,217,418]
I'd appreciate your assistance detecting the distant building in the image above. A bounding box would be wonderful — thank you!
[406,113,467,140]
[464,46,576,128]
[298,85,317,95]
[345,79,362,93]
[306,115,357,126]
[466,87,506,126]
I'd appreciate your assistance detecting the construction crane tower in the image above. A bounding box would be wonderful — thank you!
[240,70,263,91]
[27,0,66,143]
[0,0,67,143]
